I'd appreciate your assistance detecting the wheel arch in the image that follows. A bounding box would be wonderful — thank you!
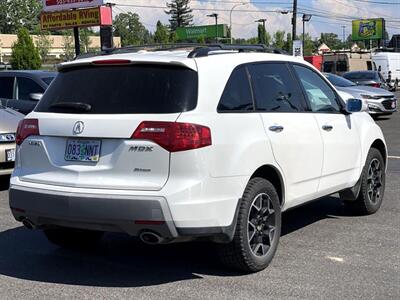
[370,138,387,167]
[250,165,285,208]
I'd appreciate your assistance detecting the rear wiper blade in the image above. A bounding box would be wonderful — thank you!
[49,102,92,112]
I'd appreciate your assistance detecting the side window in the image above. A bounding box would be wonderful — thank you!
[0,77,15,99]
[367,61,372,70]
[292,64,341,113]
[336,61,347,72]
[16,77,44,100]
[218,66,253,111]
[248,63,305,112]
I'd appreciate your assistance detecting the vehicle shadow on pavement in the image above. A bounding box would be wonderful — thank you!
[0,176,10,192]
[0,196,361,287]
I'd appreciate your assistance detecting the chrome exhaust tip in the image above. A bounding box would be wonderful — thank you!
[22,218,36,230]
[139,231,164,245]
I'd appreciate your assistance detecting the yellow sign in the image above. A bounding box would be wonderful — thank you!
[40,7,111,30]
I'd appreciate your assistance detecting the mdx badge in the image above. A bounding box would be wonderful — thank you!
[129,146,154,152]
[73,121,84,135]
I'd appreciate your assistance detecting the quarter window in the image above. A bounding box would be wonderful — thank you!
[293,64,341,113]
[218,66,253,111]
[248,63,306,112]
[0,77,14,99]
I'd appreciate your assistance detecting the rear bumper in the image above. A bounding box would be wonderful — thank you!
[9,186,178,239]
[9,185,238,243]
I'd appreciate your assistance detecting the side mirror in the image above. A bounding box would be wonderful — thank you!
[346,98,363,113]
[29,93,43,101]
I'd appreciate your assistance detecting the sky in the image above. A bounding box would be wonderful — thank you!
[111,0,400,40]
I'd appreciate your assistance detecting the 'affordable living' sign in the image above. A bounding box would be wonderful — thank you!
[42,0,105,12]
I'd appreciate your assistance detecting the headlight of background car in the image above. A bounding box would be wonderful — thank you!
[361,94,381,100]
[361,94,373,99]
[0,133,16,143]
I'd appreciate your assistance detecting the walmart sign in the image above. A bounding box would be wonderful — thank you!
[176,24,228,40]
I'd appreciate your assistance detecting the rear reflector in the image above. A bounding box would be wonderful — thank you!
[92,59,131,65]
[135,220,165,225]
[132,121,212,152]
[16,119,39,145]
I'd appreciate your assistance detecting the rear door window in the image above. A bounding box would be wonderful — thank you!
[248,63,306,112]
[36,65,198,114]
[16,77,45,100]
[217,66,253,112]
[0,76,15,99]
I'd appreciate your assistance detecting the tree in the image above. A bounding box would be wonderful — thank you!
[36,31,53,62]
[257,24,271,46]
[10,28,41,69]
[283,33,292,53]
[79,28,94,53]
[273,31,286,49]
[154,21,170,44]
[0,0,42,34]
[319,33,342,50]
[62,33,75,61]
[300,33,314,55]
[166,0,193,31]
[113,12,152,46]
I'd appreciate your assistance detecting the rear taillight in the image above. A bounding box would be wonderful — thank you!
[132,121,212,152]
[16,119,39,145]
[370,83,380,88]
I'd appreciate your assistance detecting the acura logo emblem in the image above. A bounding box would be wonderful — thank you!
[73,121,84,135]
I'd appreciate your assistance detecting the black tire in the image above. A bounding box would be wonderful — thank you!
[217,178,281,273]
[348,148,385,215]
[44,227,104,249]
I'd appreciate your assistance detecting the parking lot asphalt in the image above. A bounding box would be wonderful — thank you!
[0,93,399,299]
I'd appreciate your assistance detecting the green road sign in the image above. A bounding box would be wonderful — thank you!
[176,24,228,40]
[352,18,385,41]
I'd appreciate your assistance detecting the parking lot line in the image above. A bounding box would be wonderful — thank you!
[388,156,400,159]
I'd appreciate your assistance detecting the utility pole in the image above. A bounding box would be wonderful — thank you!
[292,0,298,41]
[256,19,267,44]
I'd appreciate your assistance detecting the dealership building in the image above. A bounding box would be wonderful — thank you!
[0,34,121,65]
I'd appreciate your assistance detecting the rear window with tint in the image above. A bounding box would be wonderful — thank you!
[35,65,198,114]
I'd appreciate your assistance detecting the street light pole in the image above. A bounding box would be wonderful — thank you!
[341,25,346,49]
[207,13,219,43]
[302,14,312,55]
[230,3,247,44]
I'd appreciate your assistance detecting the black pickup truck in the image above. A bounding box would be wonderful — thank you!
[0,70,56,115]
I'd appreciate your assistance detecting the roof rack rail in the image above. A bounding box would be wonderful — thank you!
[74,43,206,60]
[73,43,287,60]
[187,44,287,58]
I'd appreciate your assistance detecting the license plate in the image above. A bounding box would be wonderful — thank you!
[5,149,15,162]
[65,139,101,162]
[391,101,396,109]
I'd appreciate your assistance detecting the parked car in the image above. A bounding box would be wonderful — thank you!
[0,70,57,115]
[325,73,397,116]
[9,45,387,273]
[372,51,400,91]
[343,70,389,90]
[0,105,24,177]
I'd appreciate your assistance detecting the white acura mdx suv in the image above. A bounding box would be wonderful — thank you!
[9,45,387,273]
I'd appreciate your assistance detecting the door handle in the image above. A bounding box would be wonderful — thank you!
[269,125,284,133]
[322,125,333,131]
